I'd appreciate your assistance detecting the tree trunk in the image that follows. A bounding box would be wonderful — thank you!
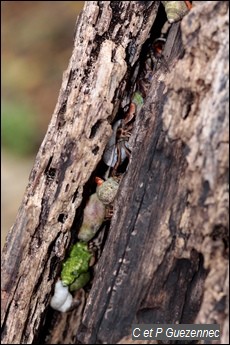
[1,1,228,344]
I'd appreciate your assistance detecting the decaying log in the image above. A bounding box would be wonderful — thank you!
[1,2,161,343]
[1,1,229,344]
[77,1,229,344]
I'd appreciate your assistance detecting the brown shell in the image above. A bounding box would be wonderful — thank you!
[78,193,105,242]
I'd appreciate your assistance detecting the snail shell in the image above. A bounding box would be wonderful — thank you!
[103,120,122,167]
[61,242,92,285]
[132,91,144,107]
[50,280,73,312]
[78,193,106,242]
[69,271,91,292]
[162,1,189,23]
[104,144,128,168]
[96,177,119,205]
[78,178,119,241]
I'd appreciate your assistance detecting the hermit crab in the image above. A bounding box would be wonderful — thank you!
[50,280,73,313]
[50,242,93,312]
[103,91,144,175]
[50,176,120,312]
[77,176,119,242]
[61,241,92,286]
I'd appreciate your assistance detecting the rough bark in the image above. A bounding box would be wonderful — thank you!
[1,1,229,345]
[1,1,160,344]
[77,2,229,344]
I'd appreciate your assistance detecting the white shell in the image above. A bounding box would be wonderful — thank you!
[50,280,73,312]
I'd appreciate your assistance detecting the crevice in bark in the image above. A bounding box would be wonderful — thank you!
[1,2,228,344]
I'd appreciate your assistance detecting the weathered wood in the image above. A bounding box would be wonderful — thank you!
[1,2,161,344]
[76,1,229,344]
[1,1,229,344]
[77,23,191,345]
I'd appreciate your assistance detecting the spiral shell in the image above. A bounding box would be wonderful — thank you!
[103,120,123,168]
[61,242,92,285]
[69,271,91,292]
[50,280,73,312]
[96,177,119,205]
[162,1,189,23]
[78,193,106,242]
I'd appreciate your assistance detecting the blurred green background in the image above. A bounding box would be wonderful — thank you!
[1,1,84,248]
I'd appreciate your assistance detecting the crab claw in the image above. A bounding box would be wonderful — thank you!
[95,176,104,186]
[184,1,192,10]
